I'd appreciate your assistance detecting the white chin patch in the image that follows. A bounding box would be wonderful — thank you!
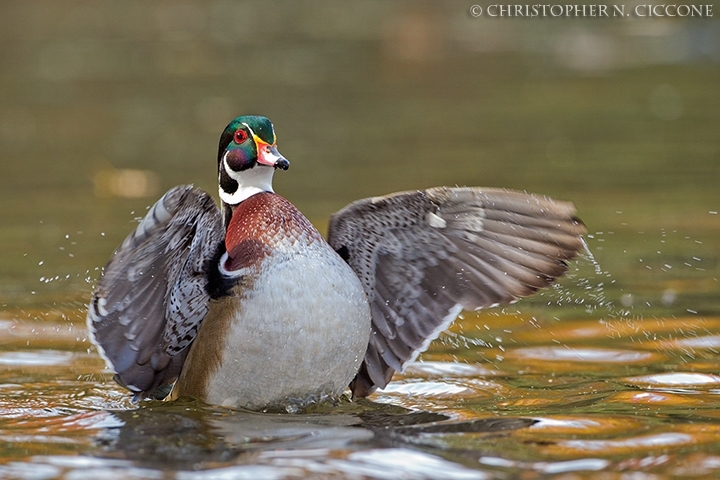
[220,155,276,205]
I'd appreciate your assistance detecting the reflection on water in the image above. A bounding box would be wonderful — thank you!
[1,0,719,478]
[4,313,720,477]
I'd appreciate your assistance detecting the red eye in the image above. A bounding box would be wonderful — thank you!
[234,130,249,143]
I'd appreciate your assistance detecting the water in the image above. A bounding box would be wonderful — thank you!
[1,1,720,478]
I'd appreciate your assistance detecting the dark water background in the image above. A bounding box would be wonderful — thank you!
[0,1,719,478]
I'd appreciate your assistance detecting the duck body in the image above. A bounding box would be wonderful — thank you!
[87,115,587,411]
[171,192,371,409]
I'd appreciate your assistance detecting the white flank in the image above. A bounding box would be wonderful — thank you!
[201,239,372,410]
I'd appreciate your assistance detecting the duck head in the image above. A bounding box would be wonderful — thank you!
[217,116,289,219]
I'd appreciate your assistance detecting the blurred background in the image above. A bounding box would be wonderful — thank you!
[0,0,718,315]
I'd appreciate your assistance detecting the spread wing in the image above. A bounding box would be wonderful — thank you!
[87,185,224,401]
[327,187,586,396]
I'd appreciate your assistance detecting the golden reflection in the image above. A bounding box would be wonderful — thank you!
[551,427,720,456]
[93,168,160,199]
[530,416,646,436]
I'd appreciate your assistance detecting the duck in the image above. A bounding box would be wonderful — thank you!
[87,115,586,410]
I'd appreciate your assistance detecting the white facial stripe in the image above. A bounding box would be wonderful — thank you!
[240,122,276,143]
[241,122,260,149]
[222,150,235,180]
[243,122,277,156]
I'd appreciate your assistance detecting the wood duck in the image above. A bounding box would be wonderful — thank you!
[87,115,586,410]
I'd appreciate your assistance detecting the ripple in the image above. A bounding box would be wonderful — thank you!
[178,464,303,480]
[178,448,489,480]
[403,361,497,377]
[0,434,84,445]
[535,417,602,428]
[381,381,471,397]
[533,417,605,431]
[664,335,720,349]
[0,462,61,480]
[531,416,646,436]
[607,391,701,406]
[60,411,126,431]
[338,448,489,479]
[510,347,657,363]
[32,455,132,469]
[0,350,73,367]
[510,318,720,345]
[541,458,610,474]
[625,372,720,387]
[560,432,694,453]
[479,456,609,474]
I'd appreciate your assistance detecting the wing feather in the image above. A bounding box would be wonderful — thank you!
[87,185,224,400]
[327,186,586,396]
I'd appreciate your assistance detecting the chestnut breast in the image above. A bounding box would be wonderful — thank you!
[223,192,325,272]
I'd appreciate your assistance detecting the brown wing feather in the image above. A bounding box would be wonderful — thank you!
[327,187,586,397]
[87,185,224,400]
